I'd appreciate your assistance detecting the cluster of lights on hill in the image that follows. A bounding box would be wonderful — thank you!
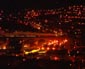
[0,5,85,34]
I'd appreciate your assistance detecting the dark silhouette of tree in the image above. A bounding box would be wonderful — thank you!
[8,38,22,53]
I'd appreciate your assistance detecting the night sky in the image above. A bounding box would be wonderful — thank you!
[0,0,84,9]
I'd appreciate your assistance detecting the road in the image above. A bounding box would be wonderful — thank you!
[0,32,64,37]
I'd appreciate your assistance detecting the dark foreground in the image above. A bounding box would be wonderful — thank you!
[0,55,85,69]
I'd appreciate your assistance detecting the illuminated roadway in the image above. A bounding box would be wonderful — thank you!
[0,32,64,37]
